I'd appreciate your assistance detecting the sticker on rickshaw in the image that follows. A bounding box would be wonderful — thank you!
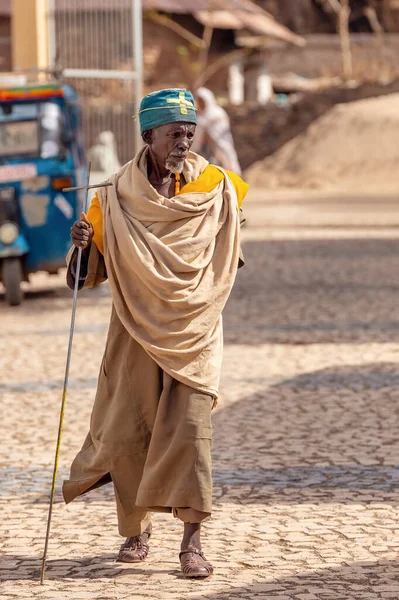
[0,163,38,183]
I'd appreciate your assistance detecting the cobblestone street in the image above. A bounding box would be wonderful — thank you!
[2,190,399,599]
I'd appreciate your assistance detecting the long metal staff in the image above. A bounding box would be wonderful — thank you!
[40,163,112,584]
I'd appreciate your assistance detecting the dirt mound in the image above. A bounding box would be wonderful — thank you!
[247,93,399,192]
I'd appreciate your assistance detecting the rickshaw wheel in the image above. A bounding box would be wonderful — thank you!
[2,258,23,306]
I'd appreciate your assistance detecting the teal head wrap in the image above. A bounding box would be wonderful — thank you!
[139,88,197,134]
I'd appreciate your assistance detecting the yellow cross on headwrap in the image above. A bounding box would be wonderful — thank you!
[166,91,194,115]
[138,88,197,132]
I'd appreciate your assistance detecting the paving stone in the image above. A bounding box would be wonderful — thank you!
[3,191,399,599]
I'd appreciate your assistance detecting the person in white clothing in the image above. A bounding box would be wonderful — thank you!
[191,87,242,175]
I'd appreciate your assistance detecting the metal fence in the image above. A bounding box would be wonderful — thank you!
[49,0,142,170]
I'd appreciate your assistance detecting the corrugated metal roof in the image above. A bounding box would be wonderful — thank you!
[0,0,305,46]
[145,0,269,11]
[0,0,272,12]
[0,0,297,15]
[195,9,306,46]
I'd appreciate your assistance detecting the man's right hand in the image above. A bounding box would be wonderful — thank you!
[71,212,94,249]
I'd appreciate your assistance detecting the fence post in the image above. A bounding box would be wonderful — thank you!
[132,0,143,155]
[12,0,49,72]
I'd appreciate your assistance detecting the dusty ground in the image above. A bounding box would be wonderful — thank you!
[247,94,399,194]
[2,189,399,599]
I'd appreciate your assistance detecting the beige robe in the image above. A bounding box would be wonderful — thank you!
[63,292,214,533]
[63,150,242,530]
[97,149,240,397]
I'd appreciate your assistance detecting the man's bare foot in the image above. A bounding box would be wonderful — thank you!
[179,523,213,578]
[117,523,152,563]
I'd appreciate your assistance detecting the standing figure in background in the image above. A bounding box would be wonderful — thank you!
[191,87,242,175]
[87,131,121,178]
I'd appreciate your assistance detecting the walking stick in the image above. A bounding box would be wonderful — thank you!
[40,163,112,584]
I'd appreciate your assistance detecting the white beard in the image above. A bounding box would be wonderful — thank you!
[165,157,185,174]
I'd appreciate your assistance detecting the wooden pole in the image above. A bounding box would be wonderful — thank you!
[198,0,217,78]
[338,0,353,81]
[198,21,214,75]
[326,0,353,81]
[194,48,249,89]
[12,0,49,72]
[148,12,206,49]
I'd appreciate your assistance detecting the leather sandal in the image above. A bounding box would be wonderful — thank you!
[179,547,214,578]
[117,523,152,563]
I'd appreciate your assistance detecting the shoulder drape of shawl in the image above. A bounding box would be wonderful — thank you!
[94,148,241,397]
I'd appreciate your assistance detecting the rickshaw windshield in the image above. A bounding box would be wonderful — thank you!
[0,101,65,160]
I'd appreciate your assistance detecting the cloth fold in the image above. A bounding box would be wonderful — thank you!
[87,163,247,257]
[96,147,241,396]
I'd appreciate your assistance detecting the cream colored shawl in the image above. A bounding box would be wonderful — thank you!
[97,147,241,397]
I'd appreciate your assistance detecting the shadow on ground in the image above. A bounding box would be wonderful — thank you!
[2,362,399,505]
[188,559,399,600]
[3,555,399,598]
[211,361,399,503]
[0,554,175,582]
[224,237,399,345]
[3,237,399,345]
[0,276,110,320]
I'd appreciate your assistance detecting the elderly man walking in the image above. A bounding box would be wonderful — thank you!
[63,88,248,578]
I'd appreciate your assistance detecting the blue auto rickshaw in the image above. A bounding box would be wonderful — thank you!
[0,79,86,305]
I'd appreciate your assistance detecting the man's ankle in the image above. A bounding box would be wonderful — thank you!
[181,522,202,551]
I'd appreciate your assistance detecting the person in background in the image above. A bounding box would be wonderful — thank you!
[87,130,121,176]
[191,87,242,175]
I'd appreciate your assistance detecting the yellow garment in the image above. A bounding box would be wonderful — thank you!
[87,164,248,256]
[179,165,248,209]
[87,194,104,254]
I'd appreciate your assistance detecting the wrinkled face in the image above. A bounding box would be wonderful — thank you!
[145,122,196,173]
